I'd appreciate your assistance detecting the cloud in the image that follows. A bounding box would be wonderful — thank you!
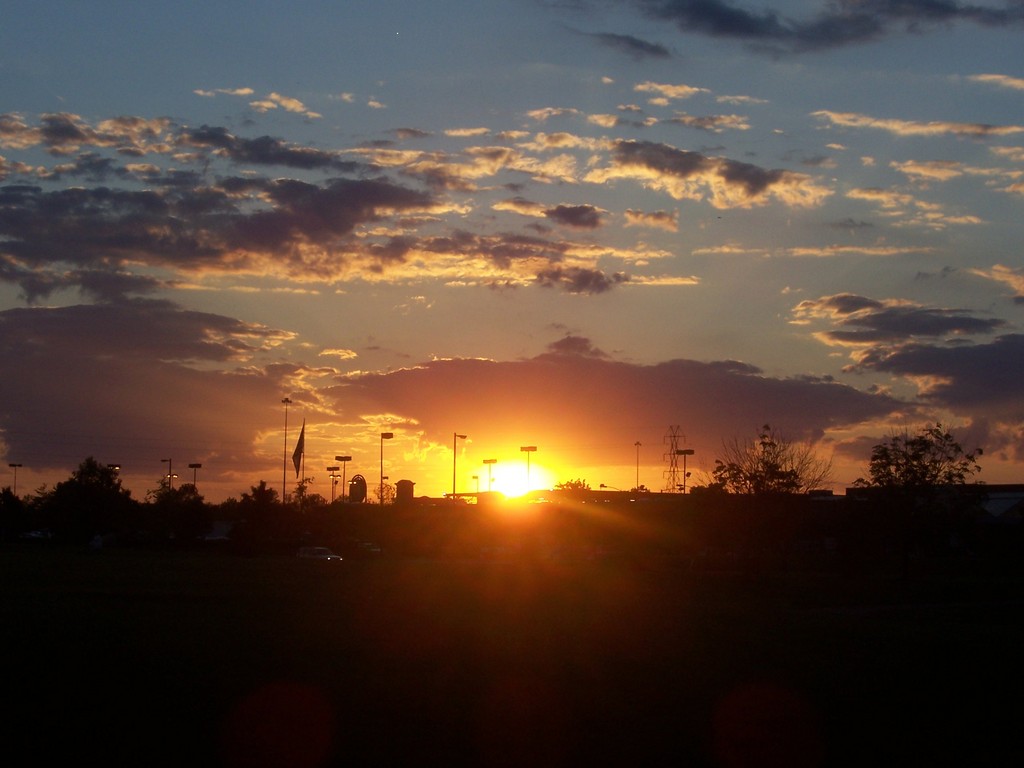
[968,73,1024,91]
[525,107,582,122]
[624,208,679,231]
[535,266,628,294]
[543,204,604,229]
[194,87,255,98]
[543,335,610,358]
[813,110,1024,138]
[320,348,359,360]
[325,344,903,473]
[634,82,709,101]
[445,127,491,137]
[849,334,1024,455]
[181,126,360,171]
[667,113,751,132]
[0,176,441,297]
[970,264,1024,302]
[792,293,1006,347]
[584,139,831,209]
[0,300,294,474]
[0,112,171,155]
[587,32,671,60]
[628,0,1024,53]
[249,92,321,119]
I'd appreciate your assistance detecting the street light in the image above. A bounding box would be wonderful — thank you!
[380,432,394,505]
[520,446,537,491]
[676,448,695,493]
[161,458,175,490]
[8,463,22,496]
[335,456,352,502]
[483,459,497,491]
[326,466,340,503]
[452,433,467,502]
[281,397,292,503]
[472,475,479,493]
[188,463,202,489]
[634,440,642,491]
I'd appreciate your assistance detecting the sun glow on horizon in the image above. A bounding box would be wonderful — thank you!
[486,459,558,498]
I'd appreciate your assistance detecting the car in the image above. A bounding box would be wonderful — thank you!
[297,546,342,561]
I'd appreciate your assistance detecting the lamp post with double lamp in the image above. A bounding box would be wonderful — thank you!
[379,432,394,505]
[326,466,340,503]
[334,456,352,502]
[520,446,537,491]
[483,459,497,491]
[452,433,467,502]
[188,463,202,490]
[676,448,695,493]
[161,458,176,490]
[8,463,22,496]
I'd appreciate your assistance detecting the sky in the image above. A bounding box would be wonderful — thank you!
[2,0,1023,503]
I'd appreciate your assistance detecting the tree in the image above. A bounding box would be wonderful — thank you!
[555,478,590,491]
[856,423,982,489]
[856,424,984,573]
[711,424,833,495]
[37,457,138,542]
[146,483,211,542]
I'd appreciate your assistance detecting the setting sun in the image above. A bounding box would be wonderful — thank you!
[487,460,558,498]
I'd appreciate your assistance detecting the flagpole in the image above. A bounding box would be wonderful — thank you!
[281,398,291,504]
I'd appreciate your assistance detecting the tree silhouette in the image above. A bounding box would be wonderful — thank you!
[37,457,138,543]
[146,482,211,542]
[555,478,590,491]
[856,423,982,489]
[711,424,833,495]
[856,424,984,574]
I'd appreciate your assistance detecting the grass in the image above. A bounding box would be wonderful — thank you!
[2,545,1022,767]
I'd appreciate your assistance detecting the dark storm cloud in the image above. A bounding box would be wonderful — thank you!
[630,0,1024,52]
[543,204,603,228]
[0,299,286,362]
[535,266,629,294]
[328,345,902,467]
[795,293,1005,345]
[851,334,1024,442]
[588,31,672,59]
[0,300,292,471]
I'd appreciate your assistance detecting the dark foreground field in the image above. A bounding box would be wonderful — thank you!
[2,547,1022,767]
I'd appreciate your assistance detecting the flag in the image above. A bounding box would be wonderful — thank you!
[292,419,305,477]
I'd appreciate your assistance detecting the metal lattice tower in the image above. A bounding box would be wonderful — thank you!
[663,426,684,491]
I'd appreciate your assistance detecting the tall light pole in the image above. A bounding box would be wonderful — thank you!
[380,432,394,505]
[483,459,496,491]
[676,448,694,493]
[452,433,467,502]
[634,441,642,491]
[8,463,22,497]
[281,397,292,503]
[520,445,537,491]
[326,466,340,503]
[188,463,202,489]
[335,455,352,502]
